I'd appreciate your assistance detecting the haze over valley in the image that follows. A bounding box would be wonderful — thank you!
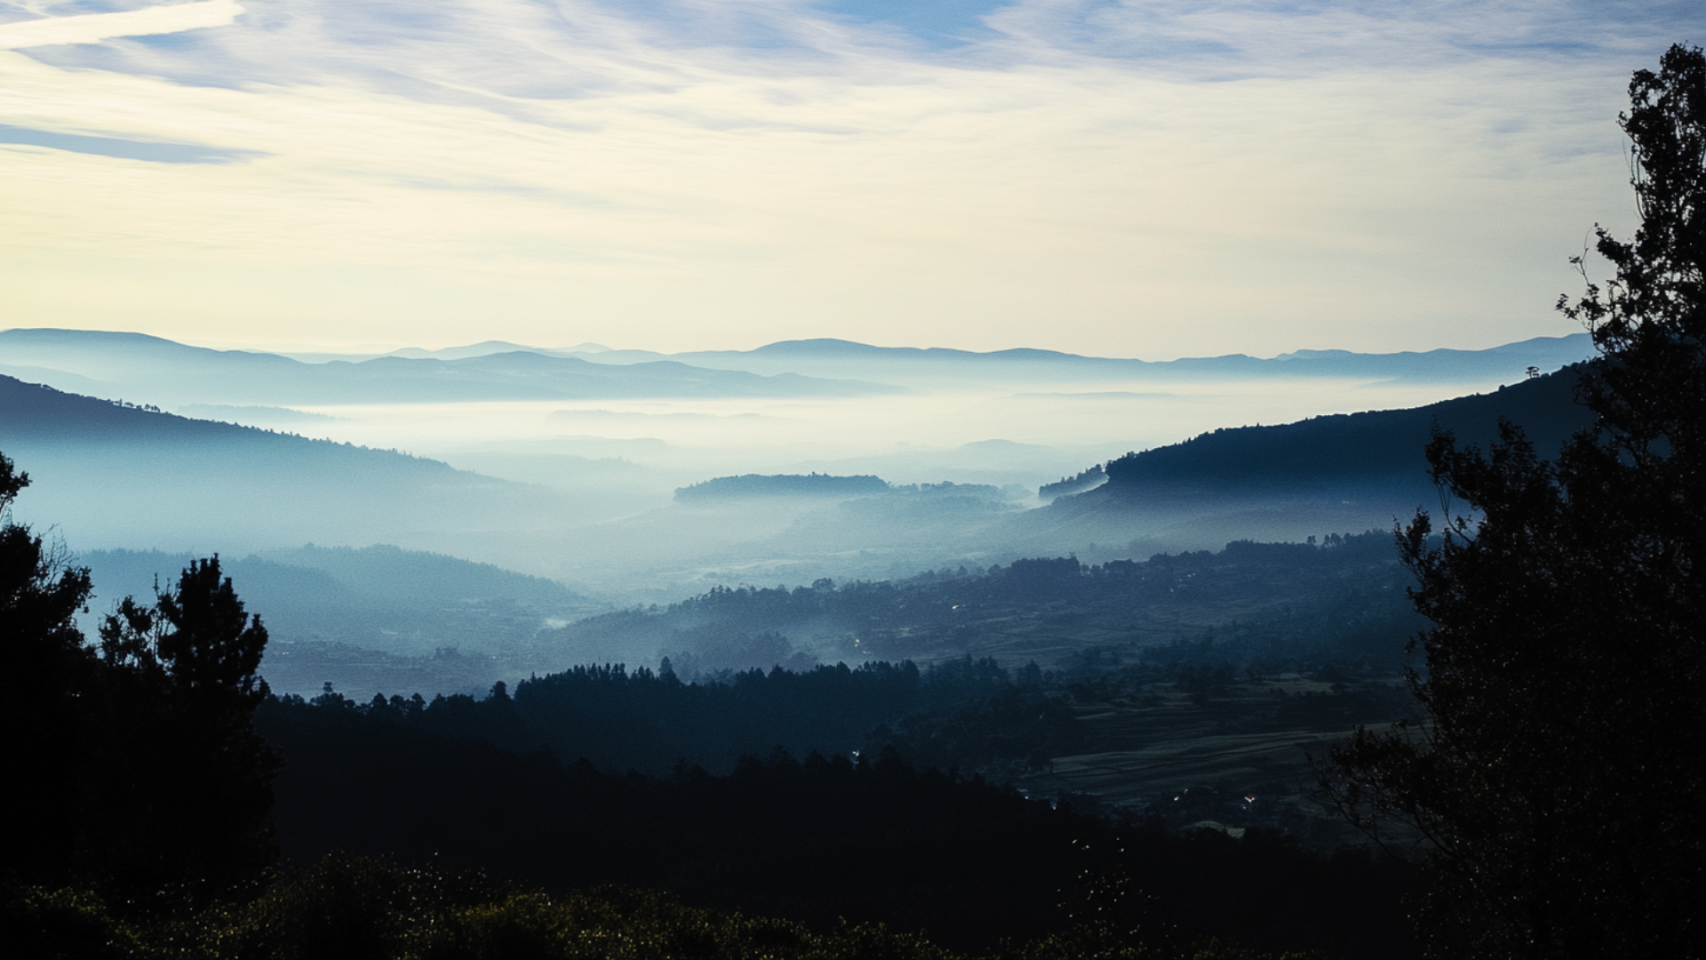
[1,325,1596,888]
[2,325,1593,694]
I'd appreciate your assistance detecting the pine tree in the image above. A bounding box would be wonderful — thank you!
[1322,45,1706,959]
[88,557,280,906]
[0,452,95,886]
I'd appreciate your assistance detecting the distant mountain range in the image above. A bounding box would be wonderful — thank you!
[295,332,1594,386]
[596,334,1597,385]
[0,329,889,407]
[0,328,1596,412]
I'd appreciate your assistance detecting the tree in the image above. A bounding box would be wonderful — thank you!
[87,557,280,905]
[2,449,279,912]
[0,451,95,886]
[1321,45,1705,959]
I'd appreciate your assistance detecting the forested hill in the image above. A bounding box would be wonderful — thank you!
[0,374,438,466]
[0,375,568,554]
[1080,365,1590,497]
[675,472,891,501]
[535,531,1416,684]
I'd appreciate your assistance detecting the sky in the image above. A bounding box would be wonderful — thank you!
[0,1,1697,359]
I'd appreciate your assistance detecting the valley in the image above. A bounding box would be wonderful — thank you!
[0,329,1580,854]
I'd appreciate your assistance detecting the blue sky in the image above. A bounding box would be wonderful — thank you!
[0,0,1698,357]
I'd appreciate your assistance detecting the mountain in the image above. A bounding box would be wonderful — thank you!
[569,334,1595,386]
[0,374,579,560]
[1011,368,1596,554]
[383,340,543,361]
[0,328,1597,421]
[1086,366,1587,496]
[256,543,590,611]
[0,329,892,407]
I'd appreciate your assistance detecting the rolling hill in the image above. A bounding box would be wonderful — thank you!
[82,544,606,696]
[1016,367,1595,553]
[0,374,580,562]
[1091,365,1588,496]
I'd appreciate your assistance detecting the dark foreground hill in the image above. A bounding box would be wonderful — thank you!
[254,690,1422,957]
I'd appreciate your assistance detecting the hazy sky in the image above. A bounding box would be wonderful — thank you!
[0,1,1696,358]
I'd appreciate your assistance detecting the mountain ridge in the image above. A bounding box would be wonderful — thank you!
[1086,366,1589,495]
[0,374,578,563]
[0,328,894,406]
[2,327,1596,393]
[579,333,1594,384]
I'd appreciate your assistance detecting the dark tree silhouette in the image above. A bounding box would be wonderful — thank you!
[0,451,95,886]
[4,453,283,906]
[88,557,280,905]
[1323,45,1706,959]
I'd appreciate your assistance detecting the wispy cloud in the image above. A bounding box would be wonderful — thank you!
[0,0,1698,356]
[0,0,240,49]
[0,120,259,161]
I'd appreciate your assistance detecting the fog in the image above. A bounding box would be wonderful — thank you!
[271,375,1518,500]
[0,328,1594,691]
[152,377,1506,589]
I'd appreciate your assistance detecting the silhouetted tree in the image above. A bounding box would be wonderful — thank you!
[0,451,95,886]
[84,557,279,906]
[1323,45,1706,959]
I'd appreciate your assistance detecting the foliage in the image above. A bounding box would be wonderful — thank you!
[994,931,1318,960]
[0,886,142,960]
[1,446,279,909]
[540,529,1417,698]
[1039,463,1106,501]
[0,451,97,887]
[1322,44,1706,959]
[2,853,1345,960]
[252,692,1421,958]
[287,650,1085,777]
[84,557,280,907]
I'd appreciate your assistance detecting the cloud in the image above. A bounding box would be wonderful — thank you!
[0,0,1699,356]
[985,1,1692,74]
[0,0,241,49]
[0,121,260,161]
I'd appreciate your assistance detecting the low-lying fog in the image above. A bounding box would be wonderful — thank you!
[1,328,1594,691]
[253,376,1501,506]
[115,373,1527,601]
